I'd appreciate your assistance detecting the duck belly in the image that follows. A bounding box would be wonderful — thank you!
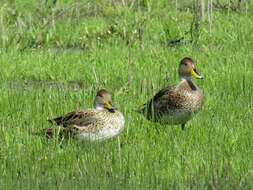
[75,127,124,141]
[158,110,193,125]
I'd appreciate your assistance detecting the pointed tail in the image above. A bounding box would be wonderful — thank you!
[47,116,64,125]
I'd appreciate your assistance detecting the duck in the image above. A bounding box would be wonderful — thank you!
[137,57,204,130]
[48,89,125,141]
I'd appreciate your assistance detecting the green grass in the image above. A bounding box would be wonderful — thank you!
[0,0,253,189]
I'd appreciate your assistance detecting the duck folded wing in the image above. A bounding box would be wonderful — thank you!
[151,86,185,112]
[48,111,98,128]
[139,85,186,119]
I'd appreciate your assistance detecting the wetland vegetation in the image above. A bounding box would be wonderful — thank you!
[0,0,252,189]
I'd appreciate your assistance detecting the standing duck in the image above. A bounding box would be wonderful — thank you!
[138,57,204,130]
[48,89,125,141]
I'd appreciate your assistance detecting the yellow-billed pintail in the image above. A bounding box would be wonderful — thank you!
[48,89,125,141]
[138,57,204,130]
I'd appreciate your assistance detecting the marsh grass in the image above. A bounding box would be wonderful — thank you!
[0,0,253,189]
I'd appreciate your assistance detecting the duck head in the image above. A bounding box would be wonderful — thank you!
[94,89,115,112]
[179,57,204,80]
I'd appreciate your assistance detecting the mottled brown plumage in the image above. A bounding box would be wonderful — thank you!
[138,57,204,130]
[48,89,125,141]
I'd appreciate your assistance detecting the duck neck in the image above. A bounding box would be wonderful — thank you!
[180,76,191,82]
[180,76,197,91]
[94,103,104,110]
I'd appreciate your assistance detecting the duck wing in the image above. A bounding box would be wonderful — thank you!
[48,110,98,128]
[138,85,185,119]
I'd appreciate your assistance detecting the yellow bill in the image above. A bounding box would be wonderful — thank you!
[191,68,204,79]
